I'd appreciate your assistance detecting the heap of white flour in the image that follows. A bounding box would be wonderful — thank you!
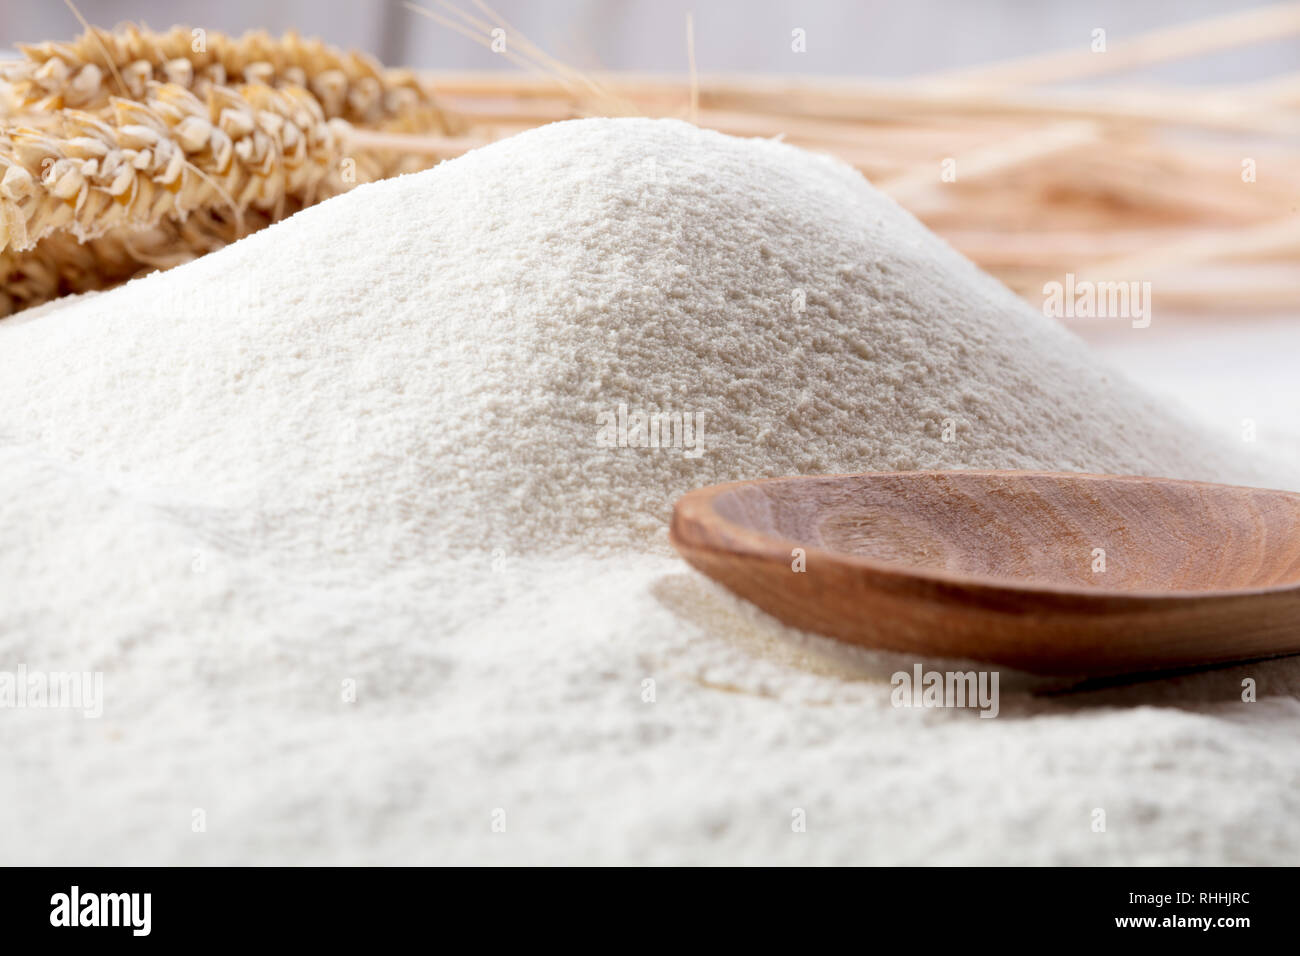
[1,118,1295,865]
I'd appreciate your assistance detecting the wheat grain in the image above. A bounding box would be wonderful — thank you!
[7,24,450,132]
[0,24,453,316]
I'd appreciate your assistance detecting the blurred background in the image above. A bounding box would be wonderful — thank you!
[1,0,1297,81]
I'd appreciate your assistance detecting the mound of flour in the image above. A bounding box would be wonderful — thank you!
[0,118,1255,564]
[2,118,1293,866]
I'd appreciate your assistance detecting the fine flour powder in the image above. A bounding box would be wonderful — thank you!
[1,119,1296,864]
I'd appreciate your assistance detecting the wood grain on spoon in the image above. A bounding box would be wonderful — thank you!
[669,471,1300,677]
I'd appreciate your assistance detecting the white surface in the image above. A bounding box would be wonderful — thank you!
[1086,315,1300,482]
[1,120,1297,865]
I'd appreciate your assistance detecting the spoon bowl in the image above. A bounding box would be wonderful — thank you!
[669,470,1300,676]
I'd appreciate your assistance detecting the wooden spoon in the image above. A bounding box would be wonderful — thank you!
[669,470,1300,676]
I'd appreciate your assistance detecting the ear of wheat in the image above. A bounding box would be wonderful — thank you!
[9,24,449,132]
[0,25,452,317]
